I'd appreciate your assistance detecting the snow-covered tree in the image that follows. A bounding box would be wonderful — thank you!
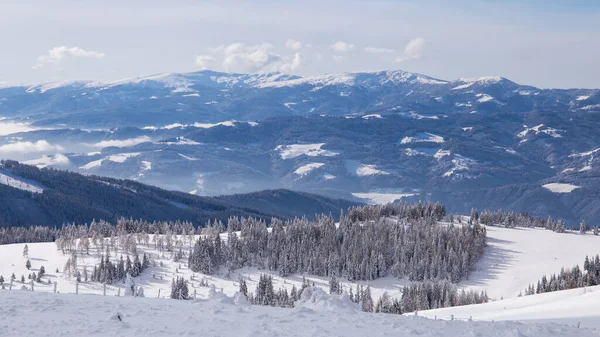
[22,244,28,258]
[124,273,135,296]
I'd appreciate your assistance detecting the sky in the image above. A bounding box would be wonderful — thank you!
[1,0,599,89]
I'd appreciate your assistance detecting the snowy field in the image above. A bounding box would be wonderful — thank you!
[1,225,600,334]
[416,285,600,330]
[0,288,595,337]
[460,226,600,300]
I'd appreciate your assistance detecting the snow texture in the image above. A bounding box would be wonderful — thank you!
[276,143,339,159]
[352,192,416,205]
[294,163,325,176]
[401,133,445,144]
[542,183,580,193]
[0,289,592,336]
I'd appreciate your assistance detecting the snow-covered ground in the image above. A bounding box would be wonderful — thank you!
[2,225,600,334]
[542,183,580,193]
[0,167,45,193]
[276,143,339,159]
[1,289,592,337]
[416,285,600,330]
[352,192,416,204]
[460,226,600,299]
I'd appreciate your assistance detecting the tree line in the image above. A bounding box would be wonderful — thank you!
[523,255,600,296]
[188,203,486,283]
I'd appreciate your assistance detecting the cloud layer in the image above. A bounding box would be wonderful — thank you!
[90,136,151,148]
[34,46,105,69]
[0,140,63,155]
[395,38,426,63]
[196,43,304,73]
[330,41,355,52]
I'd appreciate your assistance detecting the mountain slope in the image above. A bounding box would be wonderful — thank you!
[214,189,359,219]
[1,69,600,226]
[0,161,356,227]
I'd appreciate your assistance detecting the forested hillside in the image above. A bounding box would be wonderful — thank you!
[0,161,357,227]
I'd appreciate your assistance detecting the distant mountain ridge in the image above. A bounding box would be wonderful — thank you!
[0,161,358,227]
[0,69,599,226]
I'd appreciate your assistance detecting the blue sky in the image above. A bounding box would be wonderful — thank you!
[1,0,599,88]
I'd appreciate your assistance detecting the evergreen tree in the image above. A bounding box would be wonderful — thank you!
[239,277,248,297]
[361,286,373,312]
[25,259,31,270]
[22,244,28,258]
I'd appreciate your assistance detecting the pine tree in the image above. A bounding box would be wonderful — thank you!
[20,275,25,283]
[239,277,248,297]
[0,275,4,285]
[361,286,373,312]
[23,244,28,258]
[25,259,31,270]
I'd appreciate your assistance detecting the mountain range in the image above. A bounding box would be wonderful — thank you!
[1,69,599,226]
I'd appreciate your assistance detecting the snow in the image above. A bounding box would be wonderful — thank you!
[542,183,580,193]
[294,162,325,176]
[284,102,297,109]
[352,192,416,204]
[0,289,588,337]
[178,153,198,161]
[323,173,336,180]
[107,152,141,163]
[182,93,200,97]
[460,226,600,301]
[517,124,562,140]
[254,73,355,89]
[79,153,140,170]
[137,161,152,178]
[434,149,451,160]
[462,127,473,131]
[401,133,445,144]
[79,158,104,170]
[577,95,591,101]
[476,93,494,103]
[362,114,382,119]
[581,104,600,111]
[452,76,503,90]
[25,80,86,94]
[416,285,600,330]
[443,154,475,177]
[344,161,390,176]
[0,167,44,193]
[158,137,201,145]
[276,143,339,159]
[85,72,195,94]
[2,224,600,334]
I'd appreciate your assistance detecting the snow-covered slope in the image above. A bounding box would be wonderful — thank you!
[416,285,600,330]
[461,226,600,300]
[0,287,594,337]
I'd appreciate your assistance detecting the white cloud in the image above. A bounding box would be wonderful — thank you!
[90,136,151,148]
[34,46,105,69]
[395,37,426,63]
[0,140,63,155]
[195,55,213,69]
[0,122,38,136]
[332,55,347,62]
[364,46,395,54]
[330,41,355,52]
[285,39,303,50]
[24,154,70,168]
[207,43,304,73]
